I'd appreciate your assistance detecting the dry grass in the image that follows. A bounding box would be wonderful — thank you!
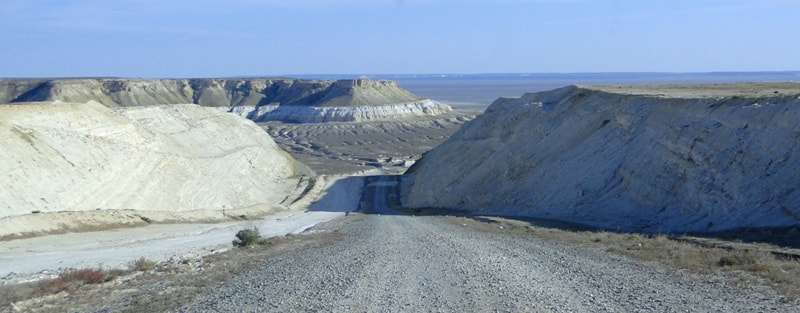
[129,257,156,272]
[115,233,333,313]
[0,268,117,310]
[37,268,116,295]
[0,232,339,312]
[455,216,800,300]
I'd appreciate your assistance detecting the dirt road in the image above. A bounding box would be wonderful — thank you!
[180,177,791,312]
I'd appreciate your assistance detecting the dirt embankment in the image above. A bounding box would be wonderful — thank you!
[404,83,800,233]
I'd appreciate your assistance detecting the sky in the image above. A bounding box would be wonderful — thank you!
[1,0,798,77]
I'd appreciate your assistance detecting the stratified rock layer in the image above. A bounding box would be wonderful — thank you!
[0,78,451,122]
[234,99,451,123]
[403,84,800,232]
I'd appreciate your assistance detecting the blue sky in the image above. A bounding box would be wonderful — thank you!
[1,0,798,77]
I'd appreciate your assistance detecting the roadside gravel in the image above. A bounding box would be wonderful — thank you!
[180,213,793,312]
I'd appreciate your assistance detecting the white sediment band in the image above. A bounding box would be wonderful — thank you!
[229,99,452,123]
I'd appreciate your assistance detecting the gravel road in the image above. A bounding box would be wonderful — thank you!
[179,178,792,312]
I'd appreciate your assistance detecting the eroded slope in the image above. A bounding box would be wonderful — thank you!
[0,101,312,239]
[263,109,478,174]
[0,78,452,122]
[403,83,800,232]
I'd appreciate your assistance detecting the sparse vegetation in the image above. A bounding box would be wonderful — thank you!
[232,228,261,247]
[455,216,800,300]
[232,228,274,247]
[130,257,156,272]
[11,126,36,146]
[35,268,114,295]
[0,266,138,309]
[0,231,333,312]
[717,253,758,267]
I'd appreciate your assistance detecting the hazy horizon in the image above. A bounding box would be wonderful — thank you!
[3,70,800,80]
[2,1,799,77]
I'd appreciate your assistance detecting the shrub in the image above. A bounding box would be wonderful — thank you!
[717,253,757,267]
[0,283,36,303]
[130,257,156,271]
[233,228,261,247]
[37,277,68,294]
[60,268,111,284]
[37,268,113,294]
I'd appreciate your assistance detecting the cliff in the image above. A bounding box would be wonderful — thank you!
[0,78,451,122]
[0,101,313,238]
[402,83,800,233]
[235,99,451,123]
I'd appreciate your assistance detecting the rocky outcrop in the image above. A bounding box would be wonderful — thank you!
[232,99,451,123]
[0,78,451,122]
[402,83,800,232]
[0,101,313,237]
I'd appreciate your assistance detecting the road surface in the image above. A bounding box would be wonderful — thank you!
[180,176,791,312]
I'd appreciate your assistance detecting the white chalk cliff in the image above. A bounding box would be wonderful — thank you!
[232,99,450,123]
[0,78,452,122]
[403,84,800,232]
[0,101,313,238]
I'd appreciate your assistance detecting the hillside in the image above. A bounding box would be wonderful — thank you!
[0,78,451,122]
[0,101,313,239]
[402,83,800,232]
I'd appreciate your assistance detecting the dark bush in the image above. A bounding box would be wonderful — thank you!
[233,228,261,247]
[717,253,757,267]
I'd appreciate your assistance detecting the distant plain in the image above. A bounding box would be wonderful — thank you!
[300,72,800,108]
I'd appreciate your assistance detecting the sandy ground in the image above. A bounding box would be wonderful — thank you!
[0,174,369,285]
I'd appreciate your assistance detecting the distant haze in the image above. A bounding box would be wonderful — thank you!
[362,72,800,107]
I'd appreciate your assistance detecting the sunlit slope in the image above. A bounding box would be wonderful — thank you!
[0,78,451,122]
[403,83,800,232]
[0,101,312,220]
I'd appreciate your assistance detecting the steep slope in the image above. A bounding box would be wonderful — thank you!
[244,99,451,123]
[0,101,313,238]
[402,83,800,232]
[283,79,421,107]
[0,78,451,122]
[0,78,311,107]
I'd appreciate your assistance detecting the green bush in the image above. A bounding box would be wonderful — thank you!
[233,228,261,247]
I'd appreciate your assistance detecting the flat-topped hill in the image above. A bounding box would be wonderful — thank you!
[0,78,451,122]
[402,83,800,233]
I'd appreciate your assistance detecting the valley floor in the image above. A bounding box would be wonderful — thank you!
[262,109,477,174]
